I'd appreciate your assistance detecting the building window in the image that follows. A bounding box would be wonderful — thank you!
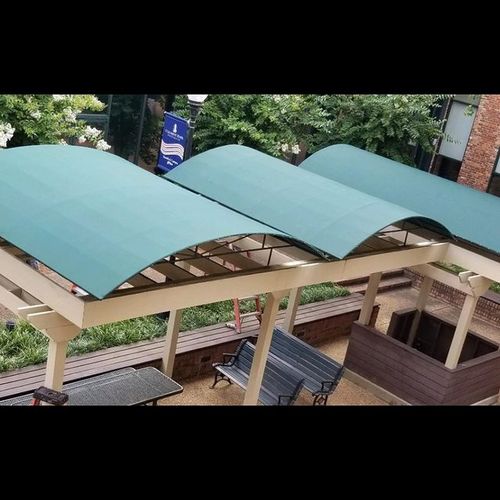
[432,96,479,181]
[438,101,477,162]
[487,150,500,197]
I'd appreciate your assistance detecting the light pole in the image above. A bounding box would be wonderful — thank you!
[185,94,208,160]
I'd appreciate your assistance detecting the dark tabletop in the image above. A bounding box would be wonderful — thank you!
[0,367,183,406]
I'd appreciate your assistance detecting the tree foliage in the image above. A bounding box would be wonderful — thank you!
[0,94,109,149]
[310,95,445,163]
[173,94,446,165]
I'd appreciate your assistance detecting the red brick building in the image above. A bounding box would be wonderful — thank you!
[428,94,500,196]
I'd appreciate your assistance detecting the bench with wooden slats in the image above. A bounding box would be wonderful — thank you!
[0,294,370,400]
[269,326,344,405]
[211,339,305,406]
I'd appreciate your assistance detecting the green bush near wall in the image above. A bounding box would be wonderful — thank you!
[0,282,349,373]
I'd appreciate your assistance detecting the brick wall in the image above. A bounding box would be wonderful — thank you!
[143,305,379,382]
[404,269,500,325]
[458,94,500,191]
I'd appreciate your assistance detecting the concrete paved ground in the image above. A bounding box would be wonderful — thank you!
[161,334,386,406]
[161,286,500,406]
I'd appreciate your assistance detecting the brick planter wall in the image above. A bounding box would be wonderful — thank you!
[149,306,380,382]
[404,269,500,326]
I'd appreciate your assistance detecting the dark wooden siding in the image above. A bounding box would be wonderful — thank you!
[345,319,500,405]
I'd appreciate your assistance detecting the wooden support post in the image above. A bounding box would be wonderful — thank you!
[44,339,69,392]
[445,294,479,369]
[282,287,302,333]
[445,274,491,369]
[243,291,285,405]
[358,272,382,325]
[161,309,183,377]
[407,276,434,346]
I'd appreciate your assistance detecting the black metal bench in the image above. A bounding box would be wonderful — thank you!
[211,339,305,406]
[269,326,344,405]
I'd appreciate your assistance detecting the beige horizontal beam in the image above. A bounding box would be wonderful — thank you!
[81,242,448,328]
[197,242,262,270]
[18,304,52,319]
[445,245,500,286]
[175,249,230,275]
[249,235,318,262]
[0,284,32,314]
[0,274,22,293]
[410,264,472,295]
[0,247,84,326]
[152,261,196,281]
[235,236,320,267]
[27,310,76,330]
[388,228,500,286]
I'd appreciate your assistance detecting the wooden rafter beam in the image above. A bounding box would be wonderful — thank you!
[125,273,158,287]
[174,249,232,275]
[80,242,449,328]
[152,261,196,281]
[197,242,262,270]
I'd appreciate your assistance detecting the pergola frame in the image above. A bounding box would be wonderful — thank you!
[3,225,499,403]
[3,143,500,405]
[1,188,499,404]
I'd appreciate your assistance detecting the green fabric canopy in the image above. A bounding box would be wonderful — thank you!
[166,145,450,258]
[0,146,289,298]
[301,144,500,256]
[0,143,460,301]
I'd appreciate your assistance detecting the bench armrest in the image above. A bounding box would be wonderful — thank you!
[277,394,294,405]
[314,368,345,396]
[318,381,335,394]
[213,340,250,368]
[222,352,237,363]
[212,352,238,368]
[277,378,305,405]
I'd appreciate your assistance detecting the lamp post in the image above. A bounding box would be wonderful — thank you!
[185,94,208,160]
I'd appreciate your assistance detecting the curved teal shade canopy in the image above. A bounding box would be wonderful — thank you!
[166,145,451,258]
[0,146,289,298]
[1,143,458,300]
[301,144,500,255]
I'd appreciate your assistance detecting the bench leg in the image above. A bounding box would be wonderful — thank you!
[313,394,329,406]
[211,370,232,388]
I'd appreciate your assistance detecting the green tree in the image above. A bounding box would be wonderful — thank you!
[173,94,330,159]
[0,94,109,149]
[309,94,446,164]
[173,94,446,165]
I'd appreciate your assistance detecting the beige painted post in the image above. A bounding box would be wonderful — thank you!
[407,276,434,347]
[445,294,479,369]
[358,272,382,326]
[44,339,69,391]
[282,287,302,333]
[445,275,491,369]
[243,291,286,405]
[161,309,183,376]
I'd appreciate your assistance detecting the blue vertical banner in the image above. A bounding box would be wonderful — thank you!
[157,112,189,173]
